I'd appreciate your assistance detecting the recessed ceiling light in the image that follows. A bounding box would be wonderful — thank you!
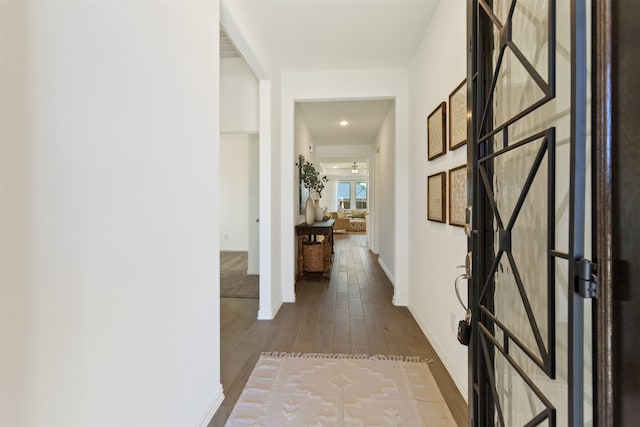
[340,120,348,127]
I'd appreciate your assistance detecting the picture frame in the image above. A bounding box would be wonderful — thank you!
[427,102,447,160]
[448,164,467,227]
[449,78,467,150]
[427,171,446,223]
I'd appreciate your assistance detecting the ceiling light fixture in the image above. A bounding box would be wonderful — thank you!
[351,162,359,174]
[340,120,349,127]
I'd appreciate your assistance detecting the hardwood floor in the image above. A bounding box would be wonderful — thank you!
[210,233,467,426]
[219,252,259,299]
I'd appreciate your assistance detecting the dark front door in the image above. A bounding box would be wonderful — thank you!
[467,0,595,425]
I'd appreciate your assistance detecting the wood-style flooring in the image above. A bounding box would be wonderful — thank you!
[210,233,467,426]
[220,252,259,299]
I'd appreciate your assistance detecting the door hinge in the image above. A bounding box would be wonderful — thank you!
[576,258,599,299]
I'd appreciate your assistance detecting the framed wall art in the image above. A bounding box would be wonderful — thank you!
[427,102,447,160]
[449,78,467,150]
[448,164,467,227]
[427,171,446,223]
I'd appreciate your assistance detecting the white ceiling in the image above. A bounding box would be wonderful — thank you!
[223,0,439,72]
[297,100,393,146]
[319,161,368,176]
[222,0,436,168]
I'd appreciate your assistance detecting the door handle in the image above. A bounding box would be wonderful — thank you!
[455,273,469,312]
[455,253,472,311]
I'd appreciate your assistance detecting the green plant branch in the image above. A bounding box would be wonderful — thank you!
[297,156,329,198]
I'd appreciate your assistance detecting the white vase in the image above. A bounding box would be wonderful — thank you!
[314,206,324,221]
[305,197,315,225]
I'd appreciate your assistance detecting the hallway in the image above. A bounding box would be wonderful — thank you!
[211,233,466,426]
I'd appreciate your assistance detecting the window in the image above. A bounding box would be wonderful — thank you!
[355,182,367,209]
[337,181,351,209]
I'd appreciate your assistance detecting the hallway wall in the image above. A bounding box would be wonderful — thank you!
[294,104,317,224]
[0,2,223,425]
[374,103,396,282]
[407,0,469,398]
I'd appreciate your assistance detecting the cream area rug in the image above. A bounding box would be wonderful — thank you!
[225,352,457,426]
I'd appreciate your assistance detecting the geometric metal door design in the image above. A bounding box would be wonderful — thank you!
[467,0,593,425]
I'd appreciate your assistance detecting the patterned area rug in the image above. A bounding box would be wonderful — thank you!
[225,353,457,426]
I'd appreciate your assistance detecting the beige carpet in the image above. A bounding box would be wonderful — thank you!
[225,352,457,426]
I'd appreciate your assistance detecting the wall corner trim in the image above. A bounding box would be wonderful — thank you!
[407,305,468,400]
[195,384,225,427]
[258,299,284,320]
[378,257,395,286]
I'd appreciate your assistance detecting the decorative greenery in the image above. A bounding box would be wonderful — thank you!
[297,156,329,198]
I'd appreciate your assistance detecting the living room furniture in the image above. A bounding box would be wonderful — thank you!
[347,209,367,231]
[295,219,334,279]
[348,217,366,232]
[329,212,350,232]
[329,210,367,232]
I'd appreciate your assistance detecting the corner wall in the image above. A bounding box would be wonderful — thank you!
[220,1,280,319]
[407,0,469,398]
[0,2,223,425]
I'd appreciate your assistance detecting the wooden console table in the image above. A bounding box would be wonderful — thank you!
[295,219,334,279]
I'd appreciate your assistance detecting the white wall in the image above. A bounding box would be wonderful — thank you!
[247,134,260,274]
[0,2,222,425]
[220,134,250,251]
[315,144,373,160]
[281,69,410,306]
[374,103,396,282]
[220,58,259,133]
[407,0,468,399]
[258,80,278,318]
[294,104,317,223]
[220,1,280,319]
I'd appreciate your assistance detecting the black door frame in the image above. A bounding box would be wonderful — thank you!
[593,0,613,426]
[464,0,614,425]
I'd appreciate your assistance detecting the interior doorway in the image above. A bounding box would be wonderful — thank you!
[219,133,260,300]
[292,99,395,297]
[219,25,262,309]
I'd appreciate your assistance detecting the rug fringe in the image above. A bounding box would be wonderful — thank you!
[260,351,433,364]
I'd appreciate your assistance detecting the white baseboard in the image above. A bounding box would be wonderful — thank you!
[282,292,296,303]
[407,305,468,401]
[257,298,283,320]
[257,309,273,320]
[392,295,408,306]
[377,257,395,286]
[195,384,225,427]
